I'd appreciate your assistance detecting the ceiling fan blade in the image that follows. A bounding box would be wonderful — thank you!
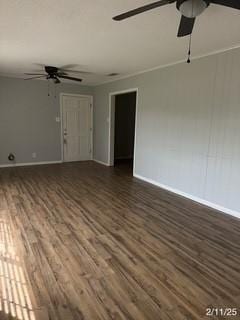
[31,68,46,72]
[24,75,46,80]
[177,16,195,37]
[24,73,46,76]
[58,75,82,82]
[59,64,79,69]
[113,0,175,21]
[211,0,240,10]
[59,69,92,74]
[34,63,46,67]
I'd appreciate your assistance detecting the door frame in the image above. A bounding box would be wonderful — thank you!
[108,88,138,174]
[60,93,93,163]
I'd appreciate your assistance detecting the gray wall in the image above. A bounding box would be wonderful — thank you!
[0,76,92,164]
[93,47,240,214]
[114,92,136,160]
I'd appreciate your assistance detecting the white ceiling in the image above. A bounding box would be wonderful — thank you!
[0,0,240,86]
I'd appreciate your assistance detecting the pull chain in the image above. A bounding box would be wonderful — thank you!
[187,34,192,64]
[47,80,58,97]
[187,0,194,64]
[48,79,50,96]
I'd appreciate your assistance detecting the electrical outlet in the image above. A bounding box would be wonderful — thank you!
[55,116,60,122]
[32,152,37,159]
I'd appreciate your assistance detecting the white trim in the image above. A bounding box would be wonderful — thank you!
[96,44,240,87]
[108,94,115,166]
[134,173,240,220]
[59,93,93,98]
[0,160,62,168]
[1,45,240,87]
[108,88,139,172]
[93,159,110,166]
[60,93,94,163]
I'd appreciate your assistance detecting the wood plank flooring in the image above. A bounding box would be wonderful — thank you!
[0,161,240,320]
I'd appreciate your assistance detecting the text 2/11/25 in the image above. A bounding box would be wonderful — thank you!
[206,308,239,317]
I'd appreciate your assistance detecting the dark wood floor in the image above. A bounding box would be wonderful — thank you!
[0,161,240,320]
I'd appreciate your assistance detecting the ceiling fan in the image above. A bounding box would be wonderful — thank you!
[24,65,91,83]
[113,0,240,37]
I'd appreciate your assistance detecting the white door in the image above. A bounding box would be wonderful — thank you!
[62,95,92,162]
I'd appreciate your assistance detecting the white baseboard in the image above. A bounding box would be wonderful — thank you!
[93,159,110,166]
[134,173,240,220]
[0,160,62,168]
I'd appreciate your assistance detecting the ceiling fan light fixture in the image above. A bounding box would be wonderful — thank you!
[178,0,208,18]
[54,77,61,84]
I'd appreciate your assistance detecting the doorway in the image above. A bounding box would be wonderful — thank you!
[61,94,93,162]
[108,89,137,174]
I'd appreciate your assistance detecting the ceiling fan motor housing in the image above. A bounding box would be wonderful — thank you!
[45,66,62,83]
[177,0,209,18]
[45,66,58,75]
